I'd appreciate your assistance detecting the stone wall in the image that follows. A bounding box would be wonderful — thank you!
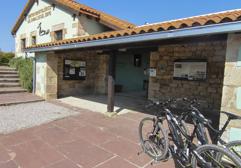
[46,53,58,100]
[149,40,227,125]
[220,33,241,141]
[57,50,108,97]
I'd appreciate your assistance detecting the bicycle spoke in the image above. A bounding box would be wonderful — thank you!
[230,145,241,159]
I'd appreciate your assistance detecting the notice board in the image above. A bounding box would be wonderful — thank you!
[173,60,207,81]
[63,59,86,80]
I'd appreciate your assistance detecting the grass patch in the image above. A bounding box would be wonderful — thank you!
[9,57,33,92]
[0,52,14,65]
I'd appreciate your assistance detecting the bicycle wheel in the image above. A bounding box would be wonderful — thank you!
[225,140,241,160]
[192,144,241,168]
[139,117,169,161]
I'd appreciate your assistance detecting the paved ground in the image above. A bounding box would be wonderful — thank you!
[0,101,79,134]
[58,95,148,115]
[0,103,174,168]
[0,93,43,106]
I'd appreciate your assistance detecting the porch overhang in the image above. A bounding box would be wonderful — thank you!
[26,21,241,53]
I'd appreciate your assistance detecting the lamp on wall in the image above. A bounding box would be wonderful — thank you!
[52,4,56,10]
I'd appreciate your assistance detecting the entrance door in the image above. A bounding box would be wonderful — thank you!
[115,53,149,98]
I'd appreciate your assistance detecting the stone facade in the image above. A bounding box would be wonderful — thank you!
[148,40,227,126]
[35,50,108,99]
[220,33,241,141]
[56,51,108,97]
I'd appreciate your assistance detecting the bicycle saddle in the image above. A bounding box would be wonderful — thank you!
[221,111,241,120]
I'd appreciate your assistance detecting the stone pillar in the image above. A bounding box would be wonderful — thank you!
[45,52,58,100]
[220,33,241,141]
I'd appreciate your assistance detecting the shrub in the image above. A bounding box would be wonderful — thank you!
[9,58,33,92]
[0,52,15,65]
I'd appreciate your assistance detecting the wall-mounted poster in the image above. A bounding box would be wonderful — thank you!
[64,59,86,80]
[173,60,207,81]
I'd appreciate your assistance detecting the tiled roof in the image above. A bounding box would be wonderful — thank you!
[11,0,135,35]
[27,9,241,49]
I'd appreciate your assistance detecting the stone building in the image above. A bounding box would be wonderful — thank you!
[12,0,241,141]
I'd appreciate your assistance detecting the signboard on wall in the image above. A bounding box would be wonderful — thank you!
[28,6,52,23]
[63,59,86,80]
[173,60,207,81]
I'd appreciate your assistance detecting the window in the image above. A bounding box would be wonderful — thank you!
[54,30,63,41]
[31,36,36,45]
[21,38,26,51]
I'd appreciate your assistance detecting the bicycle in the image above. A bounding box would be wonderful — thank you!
[182,99,241,161]
[139,99,241,167]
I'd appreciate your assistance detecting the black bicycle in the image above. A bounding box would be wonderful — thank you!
[182,99,241,161]
[139,99,241,168]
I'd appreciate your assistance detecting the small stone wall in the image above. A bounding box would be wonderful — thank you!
[56,50,108,97]
[149,40,227,126]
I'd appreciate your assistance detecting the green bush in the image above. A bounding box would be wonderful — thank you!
[0,52,14,65]
[9,58,33,92]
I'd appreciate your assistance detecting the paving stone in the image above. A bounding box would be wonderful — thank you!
[9,139,65,168]
[0,161,18,168]
[47,159,81,168]
[0,92,42,105]
[101,137,152,167]
[95,156,138,168]
[72,125,117,145]
[57,139,114,168]
[36,126,79,147]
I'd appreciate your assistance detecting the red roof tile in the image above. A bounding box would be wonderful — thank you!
[27,9,241,50]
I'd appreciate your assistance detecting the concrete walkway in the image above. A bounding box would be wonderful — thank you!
[58,95,149,115]
[0,103,174,168]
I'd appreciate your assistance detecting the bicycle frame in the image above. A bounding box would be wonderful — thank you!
[162,108,213,168]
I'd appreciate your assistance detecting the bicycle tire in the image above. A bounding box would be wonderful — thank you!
[192,144,241,168]
[139,117,169,161]
[225,140,241,160]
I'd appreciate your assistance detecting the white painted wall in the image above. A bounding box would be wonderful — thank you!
[15,0,111,57]
[35,54,47,98]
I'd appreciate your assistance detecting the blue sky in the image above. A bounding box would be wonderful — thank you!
[1,0,241,52]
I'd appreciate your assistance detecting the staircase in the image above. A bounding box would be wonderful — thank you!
[0,66,26,94]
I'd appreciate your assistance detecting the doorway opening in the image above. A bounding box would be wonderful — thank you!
[115,52,150,99]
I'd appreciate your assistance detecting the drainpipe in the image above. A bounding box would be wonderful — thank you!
[32,56,36,94]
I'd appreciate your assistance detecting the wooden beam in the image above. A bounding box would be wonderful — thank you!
[107,52,116,112]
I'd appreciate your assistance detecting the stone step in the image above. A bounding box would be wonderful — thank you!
[0,83,21,87]
[0,67,16,72]
[0,71,18,74]
[0,87,26,94]
[0,78,20,83]
[0,74,19,78]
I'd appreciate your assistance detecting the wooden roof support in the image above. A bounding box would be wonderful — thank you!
[107,51,116,112]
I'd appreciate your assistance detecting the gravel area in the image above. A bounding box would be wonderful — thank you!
[0,101,80,134]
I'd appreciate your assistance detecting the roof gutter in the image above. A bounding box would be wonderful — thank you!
[26,21,241,53]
